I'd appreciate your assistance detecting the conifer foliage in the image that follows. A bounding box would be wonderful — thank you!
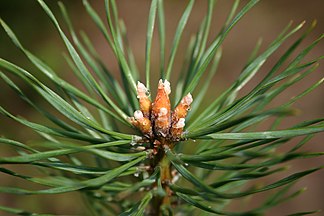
[0,0,323,215]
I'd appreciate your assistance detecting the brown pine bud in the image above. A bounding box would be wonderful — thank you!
[136,81,151,117]
[151,79,171,137]
[170,93,193,140]
[173,93,193,120]
[134,110,153,136]
[170,118,186,138]
[131,79,193,143]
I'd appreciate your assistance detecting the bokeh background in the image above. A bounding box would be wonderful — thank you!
[0,0,323,215]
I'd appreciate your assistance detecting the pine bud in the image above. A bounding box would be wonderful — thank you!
[129,110,153,136]
[130,80,192,142]
[170,118,186,138]
[173,93,193,120]
[151,79,171,137]
[136,81,151,117]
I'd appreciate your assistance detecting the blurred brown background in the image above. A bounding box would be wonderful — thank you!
[0,0,323,215]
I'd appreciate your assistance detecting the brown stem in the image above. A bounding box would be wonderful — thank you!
[160,154,172,206]
[148,141,173,215]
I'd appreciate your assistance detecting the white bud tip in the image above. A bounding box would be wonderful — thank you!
[159,107,168,116]
[137,81,147,97]
[134,110,144,120]
[163,80,171,95]
[183,93,193,105]
[175,118,185,128]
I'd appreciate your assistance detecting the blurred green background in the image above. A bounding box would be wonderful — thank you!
[0,0,323,215]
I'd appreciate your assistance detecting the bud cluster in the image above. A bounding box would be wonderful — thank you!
[128,79,193,143]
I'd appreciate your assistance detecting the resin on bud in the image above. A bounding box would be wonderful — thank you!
[151,79,171,137]
[130,79,193,142]
[136,81,151,117]
[129,110,153,137]
[173,93,193,120]
[170,93,192,140]
[170,118,186,138]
